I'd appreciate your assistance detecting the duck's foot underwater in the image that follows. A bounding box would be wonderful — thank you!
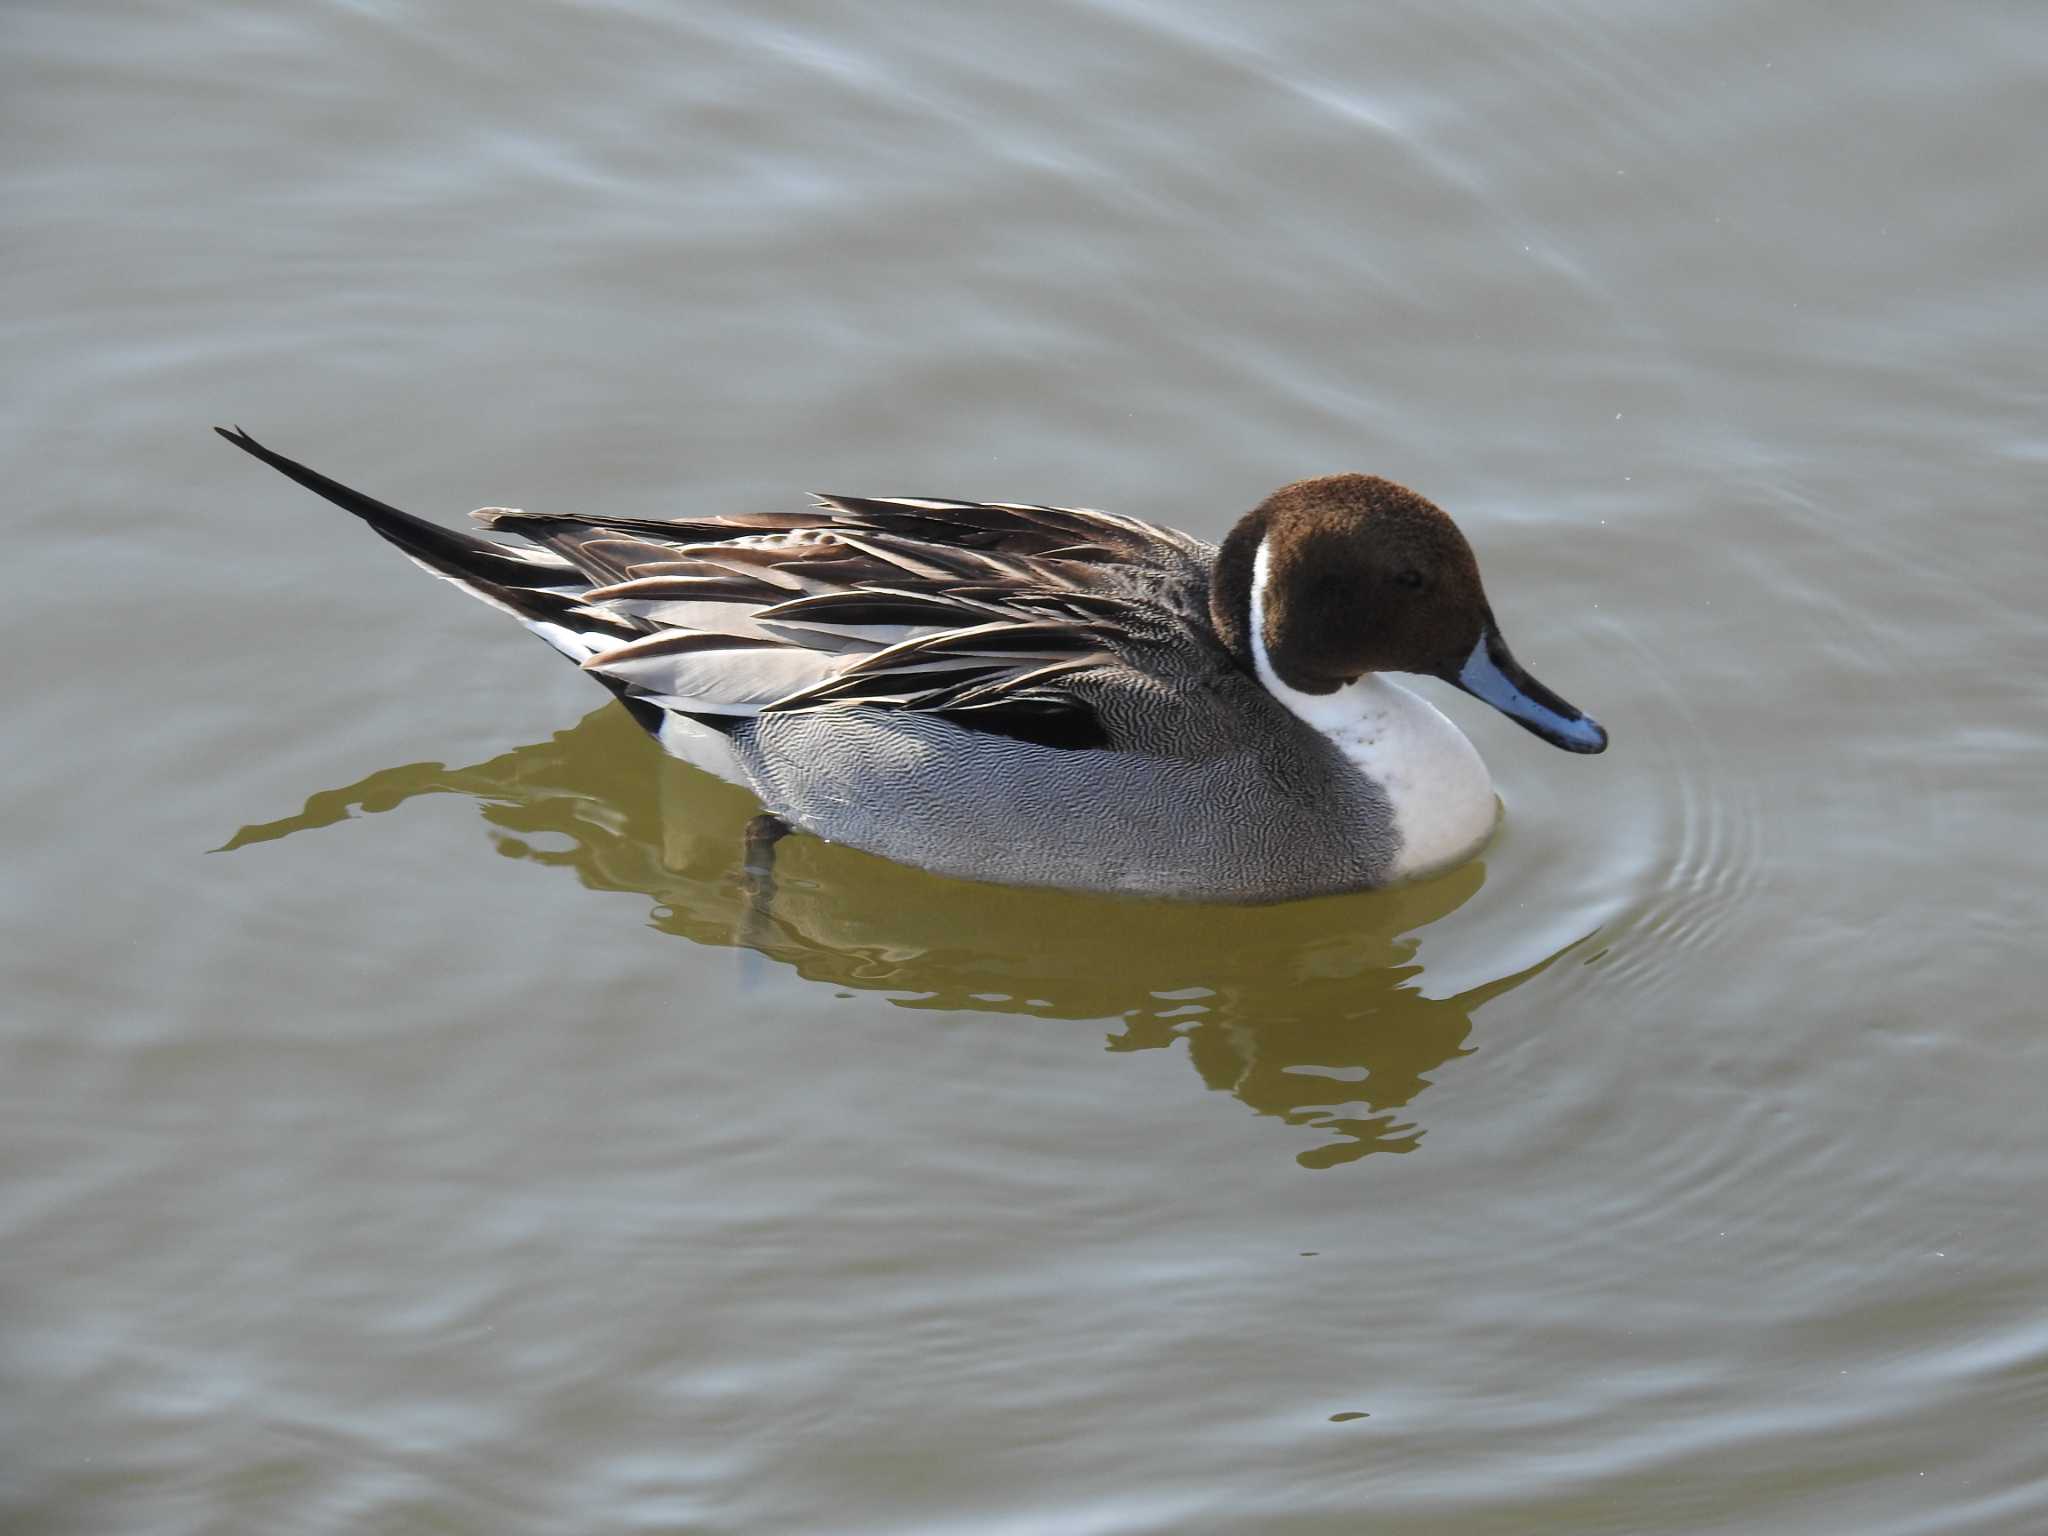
[743,812,792,882]
[736,812,793,957]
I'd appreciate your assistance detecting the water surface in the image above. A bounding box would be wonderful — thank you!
[4,2,2044,1531]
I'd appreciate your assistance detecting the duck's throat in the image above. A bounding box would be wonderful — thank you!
[1248,537,1500,878]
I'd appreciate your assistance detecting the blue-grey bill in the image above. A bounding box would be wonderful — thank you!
[1454,628,1608,753]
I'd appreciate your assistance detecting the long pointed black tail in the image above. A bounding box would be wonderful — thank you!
[215,426,667,731]
[214,426,578,598]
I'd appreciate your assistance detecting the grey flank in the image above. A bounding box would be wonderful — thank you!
[732,557,1400,902]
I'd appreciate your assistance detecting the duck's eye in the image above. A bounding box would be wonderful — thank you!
[1393,569,1426,591]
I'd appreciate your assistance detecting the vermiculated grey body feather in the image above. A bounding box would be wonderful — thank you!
[731,567,1400,901]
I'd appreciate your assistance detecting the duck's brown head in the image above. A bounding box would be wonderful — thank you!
[1210,474,1607,753]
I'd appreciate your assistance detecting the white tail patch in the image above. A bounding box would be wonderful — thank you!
[655,711,747,784]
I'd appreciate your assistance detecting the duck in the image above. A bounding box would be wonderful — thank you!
[216,427,1606,902]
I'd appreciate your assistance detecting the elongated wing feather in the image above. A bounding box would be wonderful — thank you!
[464,493,1209,743]
[581,633,854,712]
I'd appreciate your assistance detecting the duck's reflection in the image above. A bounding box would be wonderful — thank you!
[224,706,1568,1168]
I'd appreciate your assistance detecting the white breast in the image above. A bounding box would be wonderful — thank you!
[1249,539,1500,880]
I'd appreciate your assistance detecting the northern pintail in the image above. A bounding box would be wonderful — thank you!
[218,429,1606,901]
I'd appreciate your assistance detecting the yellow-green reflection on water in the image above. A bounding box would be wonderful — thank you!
[224,704,1576,1167]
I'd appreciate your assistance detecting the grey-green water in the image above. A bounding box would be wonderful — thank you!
[5,2,2044,1531]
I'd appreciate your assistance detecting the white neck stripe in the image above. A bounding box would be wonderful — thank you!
[1248,538,1351,726]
